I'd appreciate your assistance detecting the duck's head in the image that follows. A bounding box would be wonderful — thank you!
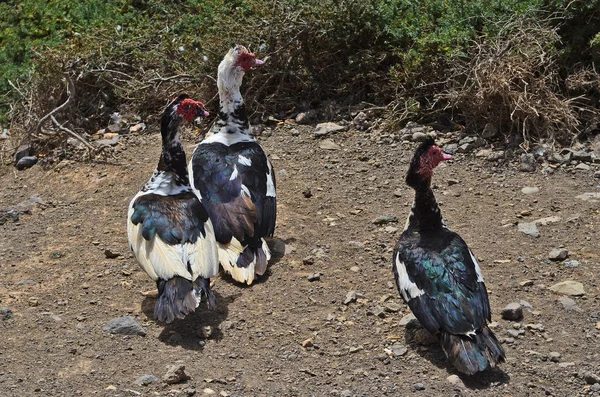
[218,45,264,91]
[406,136,452,189]
[162,94,209,141]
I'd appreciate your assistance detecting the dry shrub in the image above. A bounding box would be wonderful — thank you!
[442,18,592,145]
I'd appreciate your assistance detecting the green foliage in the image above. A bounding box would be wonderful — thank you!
[1,0,599,144]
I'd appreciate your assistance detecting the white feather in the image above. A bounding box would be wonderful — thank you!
[238,155,252,166]
[394,253,425,301]
[469,249,484,283]
[265,158,276,198]
[230,165,238,181]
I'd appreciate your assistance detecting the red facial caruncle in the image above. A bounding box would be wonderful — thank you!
[177,98,209,122]
[237,51,264,71]
[418,145,452,178]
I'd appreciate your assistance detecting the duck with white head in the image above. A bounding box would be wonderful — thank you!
[189,45,276,285]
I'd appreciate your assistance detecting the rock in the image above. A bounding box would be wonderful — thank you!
[344,291,358,305]
[296,111,316,125]
[353,112,370,130]
[0,129,9,139]
[104,249,120,259]
[390,344,408,357]
[572,150,593,162]
[501,302,523,321]
[107,123,123,133]
[1,307,13,320]
[95,135,120,147]
[384,226,398,233]
[14,143,33,163]
[575,163,591,171]
[202,388,216,395]
[314,122,345,137]
[197,326,213,339]
[398,313,416,326]
[549,248,568,261]
[302,187,313,198]
[549,352,561,362]
[15,156,38,170]
[563,260,580,268]
[521,186,539,195]
[520,280,534,287]
[457,143,474,153]
[412,383,425,391]
[134,375,158,386]
[548,281,585,296]
[350,266,360,273]
[533,216,561,225]
[368,306,386,318]
[302,339,313,348]
[163,364,190,385]
[547,152,564,163]
[486,151,505,161]
[384,302,402,313]
[412,132,428,142]
[518,222,540,238]
[307,272,321,282]
[319,139,341,150]
[481,123,498,138]
[519,153,537,172]
[372,215,398,225]
[103,316,146,336]
[129,123,146,133]
[443,144,458,155]
[446,374,464,388]
[583,372,600,385]
[558,296,582,312]
[575,192,600,202]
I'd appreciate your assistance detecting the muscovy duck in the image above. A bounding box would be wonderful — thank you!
[189,45,276,285]
[392,137,505,374]
[127,94,219,323]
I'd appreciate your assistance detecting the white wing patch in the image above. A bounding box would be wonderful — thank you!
[468,249,484,283]
[394,253,425,301]
[265,159,276,198]
[240,184,251,197]
[230,165,239,181]
[238,155,252,166]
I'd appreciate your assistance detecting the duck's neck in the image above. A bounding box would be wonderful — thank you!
[158,119,189,186]
[404,181,445,232]
[215,67,250,135]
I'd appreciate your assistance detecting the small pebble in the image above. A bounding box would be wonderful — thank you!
[501,302,523,321]
[413,383,425,391]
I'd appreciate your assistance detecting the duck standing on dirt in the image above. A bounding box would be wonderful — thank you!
[392,137,505,375]
[189,45,276,285]
[127,94,219,323]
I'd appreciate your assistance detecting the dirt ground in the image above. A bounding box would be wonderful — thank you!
[1,122,599,397]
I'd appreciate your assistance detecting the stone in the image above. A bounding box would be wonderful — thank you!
[0,129,9,139]
[398,313,416,326]
[583,372,600,385]
[518,222,540,238]
[575,163,591,170]
[384,302,402,313]
[314,122,345,137]
[521,186,539,195]
[103,316,146,336]
[533,216,561,226]
[14,143,33,163]
[15,156,38,170]
[412,132,428,142]
[519,280,534,287]
[372,215,398,225]
[353,112,370,130]
[563,260,580,268]
[572,150,593,162]
[344,291,358,305]
[302,339,313,348]
[129,123,146,133]
[319,139,341,150]
[481,123,498,138]
[163,364,190,385]
[384,226,398,233]
[557,297,582,312]
[486,151,505,161]
[549,248,568,261]
[575,192,600,202]
[519,153,537,172]
[0,307,13,320]
[296,111,316,125]
[549,352,561,362]
[95,135,120,147]
[104,249,120,259]
[197,326,213,339]
[446,374,464,388]
[203,388,216,395]
[134,375,158,386]
[413,383,425,391]
[350,266,360,273]
[501,302,523,321]
[390,344,408,357]
[548,281,585,296]
[368,306,386,318]
[307,272,321,282]
[443,144,458,155]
